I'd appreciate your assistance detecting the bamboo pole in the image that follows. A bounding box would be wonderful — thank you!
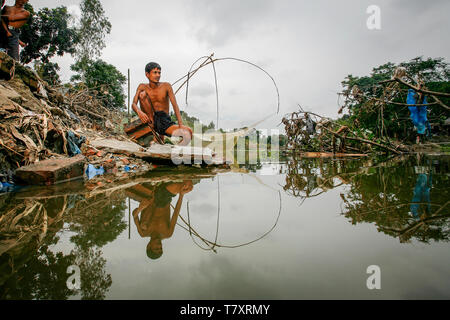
[128,69,131,123]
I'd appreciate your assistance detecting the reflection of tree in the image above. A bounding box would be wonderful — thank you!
[0,188,128,300]
[0,244,76,300]
[74,246,112,300]
[63,191,127,299]
[284,155,450,243]
[0,194,77,300]
[68,192,127,250]
[283,157,368,199]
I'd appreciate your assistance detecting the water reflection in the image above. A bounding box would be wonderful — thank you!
[0,169,233,299]
[410,173,432,220]
[126,180,194,260]
[284,155,450,243]
[0,187,125,299]
[1,156,449,300]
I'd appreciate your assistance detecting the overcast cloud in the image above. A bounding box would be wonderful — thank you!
[29,0,450,131]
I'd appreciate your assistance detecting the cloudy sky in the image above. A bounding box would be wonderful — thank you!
[27,0,450,131]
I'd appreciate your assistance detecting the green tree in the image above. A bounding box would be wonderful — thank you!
[71,59,127,110]
[20,4,79,65]
[75,0,112,73]
[34,61,61,85]
[340,57,450,140]
[169,111,218,133]
[19,4,79,85]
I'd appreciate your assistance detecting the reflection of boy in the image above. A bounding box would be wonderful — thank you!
[132,181,193,260]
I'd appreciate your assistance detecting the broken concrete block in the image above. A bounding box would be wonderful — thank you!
[15,154,86,186]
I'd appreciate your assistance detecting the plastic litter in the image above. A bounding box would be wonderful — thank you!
[0,182,22,193]
[67,131,86,157]
[407,89,431,136]
[86,164,105,180]
[123,164,138,173]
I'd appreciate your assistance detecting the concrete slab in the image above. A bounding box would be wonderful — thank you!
[90,138,228,165]
[15,154,86,185]
[90,138,144,155]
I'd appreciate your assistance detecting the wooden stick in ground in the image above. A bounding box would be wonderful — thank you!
[148,123,165,145]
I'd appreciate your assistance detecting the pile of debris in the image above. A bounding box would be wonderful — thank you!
[282,108,409,155]
[0,52,148,189]
[283,65,449,156]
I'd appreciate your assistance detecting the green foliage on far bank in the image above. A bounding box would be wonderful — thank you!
[169,111,215,133]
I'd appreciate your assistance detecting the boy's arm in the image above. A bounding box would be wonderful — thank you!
[1,18,10,37]
[131,85,149,124]
[168,194,183,237]
[0,6,10,37]
[132,207,146,237]
[167,84,183,126]
[1,10,29,23]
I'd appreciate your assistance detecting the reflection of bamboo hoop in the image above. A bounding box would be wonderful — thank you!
[175,190,282,251]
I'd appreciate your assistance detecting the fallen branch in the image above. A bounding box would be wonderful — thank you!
[321,126,402,154]
[381,77,450,98]
[73,105,108,120]
[430,95,450,111]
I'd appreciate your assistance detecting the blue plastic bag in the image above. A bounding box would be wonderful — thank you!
[407,89,431,135]
[86,164,105,180]
[67,131,86,157]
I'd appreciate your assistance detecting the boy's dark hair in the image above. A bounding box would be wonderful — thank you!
[146,245,163,260]
[145,62,161,73]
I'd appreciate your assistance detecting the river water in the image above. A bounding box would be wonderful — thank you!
[0,154,449,299]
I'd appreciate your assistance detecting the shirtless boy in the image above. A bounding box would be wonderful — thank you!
[0,0,30,61]
[131,62,193,146]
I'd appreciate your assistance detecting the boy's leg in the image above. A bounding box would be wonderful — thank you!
[165,125,193,146]
[138,91,154,125]
[138,91,161,145]
[6,29,19,61]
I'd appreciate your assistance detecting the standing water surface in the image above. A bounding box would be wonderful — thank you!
[0,154,449,299]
